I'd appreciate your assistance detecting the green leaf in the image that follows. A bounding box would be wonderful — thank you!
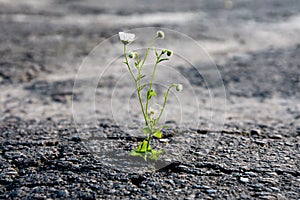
[147,143,152,151]
[137,141,147,152]
[134,61,139,67]
[147,88,157,100]
[158,58,169,63]
[130,145,164,161]
[155,49,158,57]
[135,140,152,153]
[153,130,162,139]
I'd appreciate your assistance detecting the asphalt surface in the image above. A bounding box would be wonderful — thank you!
[0,0,299,199]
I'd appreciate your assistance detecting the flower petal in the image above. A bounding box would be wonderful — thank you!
[119,32,135,44]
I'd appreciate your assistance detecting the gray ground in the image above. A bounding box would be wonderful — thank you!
[0,0,299,199]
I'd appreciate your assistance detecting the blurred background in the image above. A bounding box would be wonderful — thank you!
[0,0,299,130]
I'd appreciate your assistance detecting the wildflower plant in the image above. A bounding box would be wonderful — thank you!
[119,31,182,161]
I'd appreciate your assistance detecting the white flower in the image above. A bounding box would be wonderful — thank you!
[175,84,183,92]
[119,32,135,45]
[157,30,165,39]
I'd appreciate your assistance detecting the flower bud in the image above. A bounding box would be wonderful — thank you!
[128,51,135,59]
[157,31,165,39]
[149,107,156,115]
[175,84,183,92]
[166,50,173,57]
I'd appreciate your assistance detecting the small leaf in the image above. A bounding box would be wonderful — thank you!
[147,143,152,151]
[154,49,158,57]
[153,130,162,139]
[147,88,157,100]
[135,140,152,153]
[134,61,139,67]
[138,141,147,152]
[130,145,164,161]
[158,58,169,63]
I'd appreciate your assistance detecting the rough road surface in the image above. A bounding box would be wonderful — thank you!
[0,0,299,199]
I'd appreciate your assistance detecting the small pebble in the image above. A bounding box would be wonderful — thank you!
[5,168,18,176]
[206,189,217,195]
[260,195,277,200]
[270,187,280,192]
[175,189,182,193]
[167,179,175,186]
[255,140,267,146]
[57,189,69,197]
[251,183,263,188]
[284,142,293,146]
[268,134,282,139]
[201,185,210,189]
[159,139,169,143]
[244,172,257,177]
[178,165,189,170]
[250,129,261,135]
[240,177,249,183]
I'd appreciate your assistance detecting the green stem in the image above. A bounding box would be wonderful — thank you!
[145,52,161,123]
[140,36,158,69]
[156,84,176,123]
[123,45,136,81]
[150,53,161,87]
[137,88,148,126]
[123,44,148,126]
[139,36,157,128]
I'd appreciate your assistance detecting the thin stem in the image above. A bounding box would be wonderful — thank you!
[139,36,158,128]
[123,44,148,126]
[150,52,162,87]
[156,84,176,124]
[137,87,148,126]
[140,36,158,69]
[145,52,161,122]
[123,45,136,81]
